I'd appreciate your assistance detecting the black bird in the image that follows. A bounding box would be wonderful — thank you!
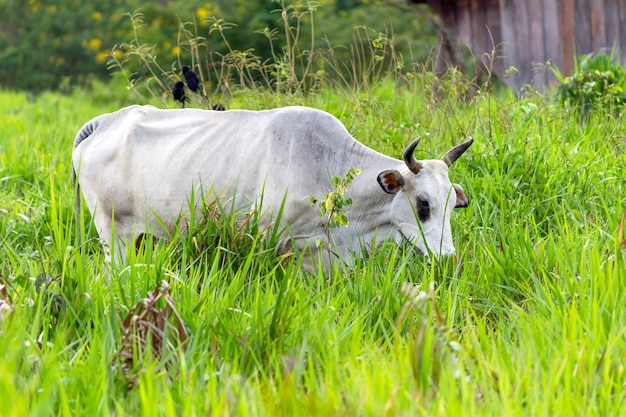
[172,81,187,108]
[181,65,203,95]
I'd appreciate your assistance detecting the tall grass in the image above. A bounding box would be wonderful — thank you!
[1,3,626,416]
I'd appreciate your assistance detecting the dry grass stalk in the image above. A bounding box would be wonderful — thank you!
[117,280,187,389]
[0,283,13,327]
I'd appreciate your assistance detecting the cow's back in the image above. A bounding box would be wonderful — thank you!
[72,105,369,238]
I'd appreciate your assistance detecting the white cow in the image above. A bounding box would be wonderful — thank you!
[72,105,472,270]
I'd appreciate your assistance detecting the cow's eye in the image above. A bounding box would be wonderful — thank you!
[417,198,430,222]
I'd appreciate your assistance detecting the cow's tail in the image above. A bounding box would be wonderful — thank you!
[73,118,99,249]
[73,117,98,150]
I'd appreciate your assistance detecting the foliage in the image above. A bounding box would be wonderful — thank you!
[311,167,361,229]
[0,0,435,92]
[0,0,134,90]
[554,51,626,118]
[107,0,435,106]
[311,167,361,266]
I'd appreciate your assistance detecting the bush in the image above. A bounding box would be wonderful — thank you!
[554,51,626,118]
[0,0,139,91]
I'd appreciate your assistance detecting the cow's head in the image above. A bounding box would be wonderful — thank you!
[377,138,473,259]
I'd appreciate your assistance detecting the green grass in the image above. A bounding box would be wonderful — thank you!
[1,77,625,416]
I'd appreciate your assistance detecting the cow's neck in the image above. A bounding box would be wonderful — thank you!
[342,155,404,250]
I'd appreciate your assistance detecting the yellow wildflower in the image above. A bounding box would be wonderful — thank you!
[96,51,109,63]
[88,38,102,51]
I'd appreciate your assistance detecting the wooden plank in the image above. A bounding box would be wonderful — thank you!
[618,0,626,64]
[590,0,606,51]
[485,0,503,77]
[560,0,576,74]
[500,0,520,89]
[426,0,457,27]
[470,0,486,59]
[513,0,532,87]
[542,0,562,86]
[457,0,473,47]
[603,0,620,53]
[575,0,591,55]
[528,0,546,85]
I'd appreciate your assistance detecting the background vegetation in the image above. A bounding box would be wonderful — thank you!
[1,1,626,416]
[0,0,435,91]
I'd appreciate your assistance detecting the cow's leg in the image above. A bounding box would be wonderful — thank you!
[300,250,332,275]
[133,232,159,257]
[99,238,128,264]
[134,233,149,253]
[93,210,114,262]
[113,222,152,263]
[111,235,130,263]
[93,210,135,264]
[109,232,151,264]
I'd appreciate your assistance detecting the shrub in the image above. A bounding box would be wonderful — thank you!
[554,51,626,118]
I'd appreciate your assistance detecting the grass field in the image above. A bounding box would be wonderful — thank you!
[1,77,625,416]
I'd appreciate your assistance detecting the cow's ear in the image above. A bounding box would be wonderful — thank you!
[453,184,469,208]
[377,170,405,194]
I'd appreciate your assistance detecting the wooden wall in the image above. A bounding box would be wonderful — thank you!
[415,0,626,91]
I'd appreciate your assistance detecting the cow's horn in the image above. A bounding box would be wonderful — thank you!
[441,138,474,167]
[403,138,422,174]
